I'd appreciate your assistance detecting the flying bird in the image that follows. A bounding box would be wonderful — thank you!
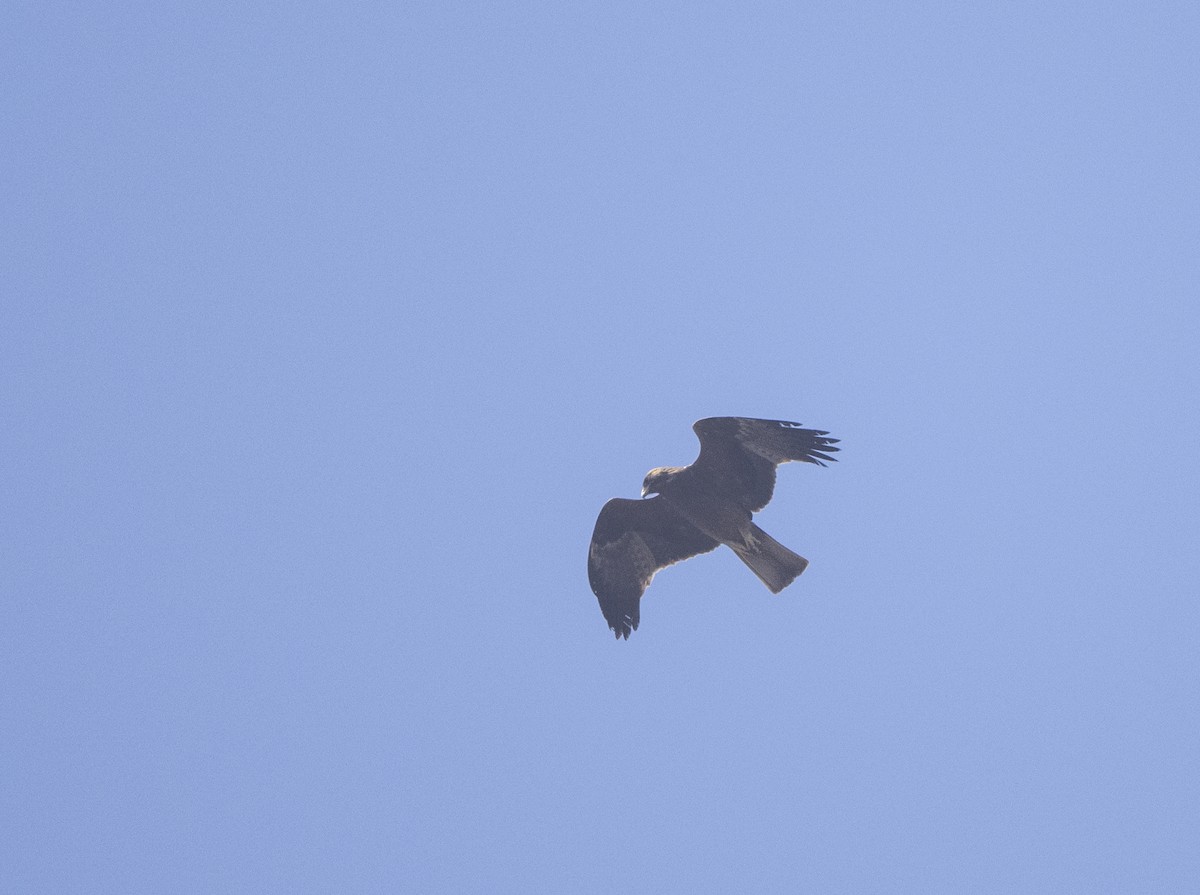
[588,417,839,639]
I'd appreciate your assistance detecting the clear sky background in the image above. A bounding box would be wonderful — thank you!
[5,2,1199,892]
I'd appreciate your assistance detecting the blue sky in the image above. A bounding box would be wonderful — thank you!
[5,1,1199,892]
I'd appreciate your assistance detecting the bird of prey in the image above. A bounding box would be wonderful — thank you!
[588,417,839,639]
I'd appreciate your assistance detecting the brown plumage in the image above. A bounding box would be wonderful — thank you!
[588,417,839,638]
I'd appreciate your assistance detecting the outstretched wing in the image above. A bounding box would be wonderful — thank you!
[588,497,719,639]
[691,417,839,513]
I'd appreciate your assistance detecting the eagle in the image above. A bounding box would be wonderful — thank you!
[588,417,839,638]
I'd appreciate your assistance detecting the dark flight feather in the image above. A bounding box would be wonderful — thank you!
[588,498,719,639]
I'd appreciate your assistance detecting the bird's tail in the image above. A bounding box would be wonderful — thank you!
[731,524,809,593]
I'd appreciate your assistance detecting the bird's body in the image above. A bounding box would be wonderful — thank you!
[588,417,839,638]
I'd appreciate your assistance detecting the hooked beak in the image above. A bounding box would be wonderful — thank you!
[641,486,657,499]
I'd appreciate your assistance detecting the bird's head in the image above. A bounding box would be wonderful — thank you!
[641,466,683,498]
